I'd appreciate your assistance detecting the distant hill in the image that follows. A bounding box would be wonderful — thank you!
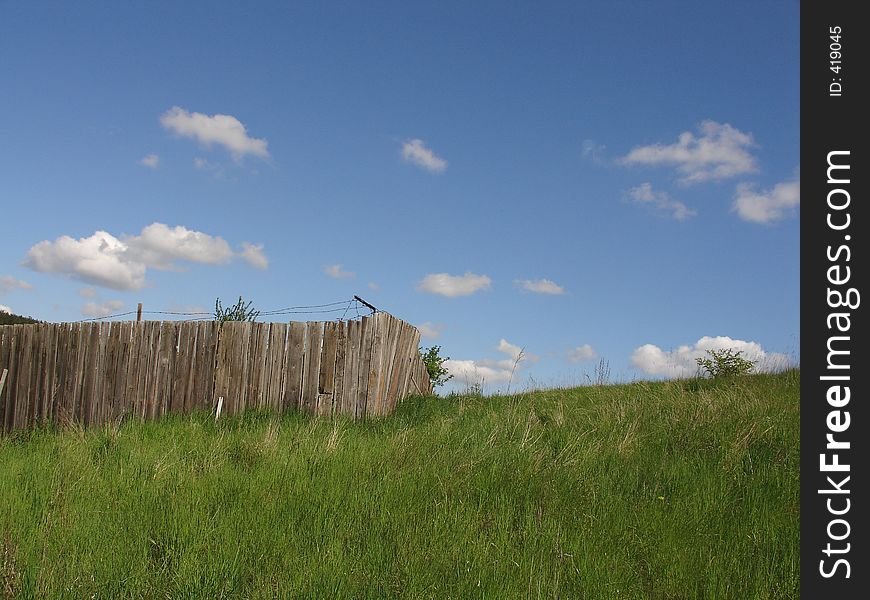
[0,311,41,325]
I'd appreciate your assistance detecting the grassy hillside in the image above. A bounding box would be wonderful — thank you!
[0,371,799,599]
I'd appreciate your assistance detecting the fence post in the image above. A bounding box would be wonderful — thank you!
[137,303,143,322]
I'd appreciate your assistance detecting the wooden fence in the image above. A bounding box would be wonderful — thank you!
[0,312,432,433]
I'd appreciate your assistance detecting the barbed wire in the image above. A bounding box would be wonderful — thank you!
[73,297,376,323]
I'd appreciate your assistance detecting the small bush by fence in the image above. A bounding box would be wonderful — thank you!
[0,312,431,433]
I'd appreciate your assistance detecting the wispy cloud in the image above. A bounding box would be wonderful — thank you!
[733,177,800,224]
[240,243,269,270]
[581,139,607,164]
[0,305,12,314]
[621,121,757,184]
[77,287,98,298]
[138,153,160,168]
[417,272,491,297]
[627,183,697,220]
[23,223,268,291]
[445,338,536,387]
[514,278,565,295]
[161,106,269,161]
[401,139,447,173]
[0,275,32,295]
[418,321,445,339]
[630,335,790,378]
[324,264,355,279]
[567,344,597,363]
[81,300,125,318]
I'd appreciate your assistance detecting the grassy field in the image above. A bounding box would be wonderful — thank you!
[1,370,799,599]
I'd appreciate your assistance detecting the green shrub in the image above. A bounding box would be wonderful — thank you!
[420,345,453,389]
[696,348,756,378]
[214,296,260,323]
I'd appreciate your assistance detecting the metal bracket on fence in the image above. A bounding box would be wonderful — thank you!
[353,295,378,314]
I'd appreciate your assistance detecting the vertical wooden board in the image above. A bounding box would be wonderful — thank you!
[0,327,10,432]
[140,322,155,421]
[93,323,110,426]
[266,323,287,411]
[201,321,221,411]
[11,326,30,430]
[142,321,160,420]
[317,322,338,417]
[384,322,408,413]
[80,323,99,426]
[95,324,112,425]
[156,322,176,418]
[365,314,384,417]
[393,322,416,406]
[236,321,254,414]
[381,317,401,411]
[244,323,261,410]
[340,320,358,417]
[46,324,61,425]
[111,323,131,421]
[212,322,231,410]
[179,323,198,413]
[356,316,374,419]
[252,322,270,410]
[27,325,43,426]
[53,324,70,426]
[196,322,218,412]
[94,323,113,426]
[128,322,145,421]
[283,321,306,412]
[381,315,404,415]
[170,322,190,413]
[333,321,346,416]
[4,327,21,431]
[124,323,143,421]
[399,327,422,398]
[67,323,86,424]
[301,322,323,415]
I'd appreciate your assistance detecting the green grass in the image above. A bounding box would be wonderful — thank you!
[1,370,799,599]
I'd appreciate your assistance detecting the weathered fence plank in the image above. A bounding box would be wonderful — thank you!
[0,312,430,432]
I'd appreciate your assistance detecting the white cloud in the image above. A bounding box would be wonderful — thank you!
[138,153,159,168]
[401,138,447,173]
[240,242,269,270]
[445,359,514,386]
[567,344,597,363]
[621,121,758,184]
[514,278,565,295]
[628,183,697,221]
[733,178,800,224]
[581,139,607,164]
[417,272,491,297]
[126,223,235,269]
[81,300,125,318]
[23,223,267,291]
[324,264,355,279]
[0,304,12,314]
[418,321,444,339]
[160,106,269,160]
[367,282,380,292]
[24,231,146,290]
[447,338,536,387]
[0,275,32,295]
[77,287,98,298]
[630,335,790,379]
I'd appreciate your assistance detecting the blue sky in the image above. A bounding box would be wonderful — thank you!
[0,1,800,391]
